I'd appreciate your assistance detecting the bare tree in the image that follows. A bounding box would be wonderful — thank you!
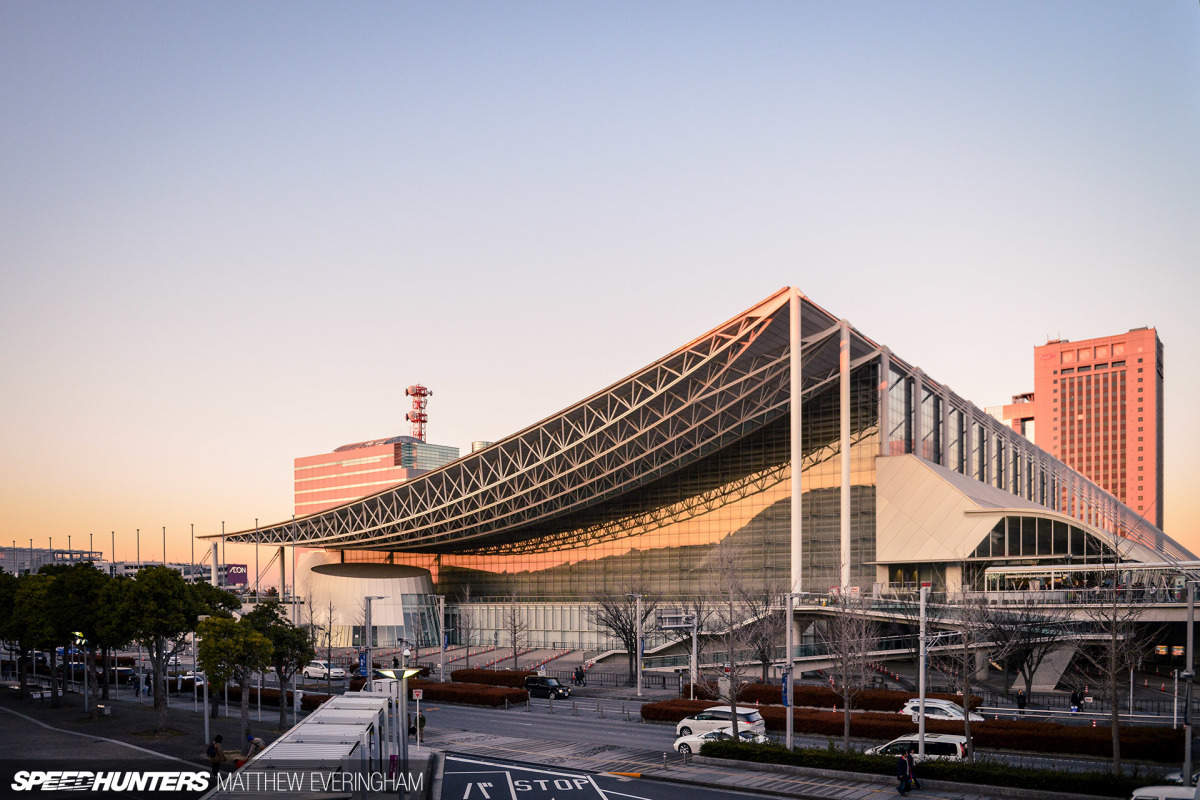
[739,578,788,684]
[502,593,529,670]
[817,592,879,751]
[709,536,755,740]
[589,589,657,685]
[457,585,478,669]
[982,599,1075,695]
[930,591,1015,763]
[1077,550,1154,776]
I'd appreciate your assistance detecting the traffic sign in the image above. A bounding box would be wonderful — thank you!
[413,689,424,700]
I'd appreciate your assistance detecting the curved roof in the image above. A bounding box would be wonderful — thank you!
[212,286,1191,565]
[216,287,876,550]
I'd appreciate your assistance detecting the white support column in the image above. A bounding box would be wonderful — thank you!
[878,349,891,457]
[913,372,924,460]
[210,543,219,587]
[278,546,286,601]
[940,390,951,468]
[790,288,804,595]
[839,321,851,591]
[964,408,975,479]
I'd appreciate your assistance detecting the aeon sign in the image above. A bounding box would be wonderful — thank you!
[225,564,248,585]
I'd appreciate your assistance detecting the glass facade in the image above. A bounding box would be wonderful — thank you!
[387,363,880,603]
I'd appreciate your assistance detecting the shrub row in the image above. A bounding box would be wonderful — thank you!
[698,741,1149,799]
[644,700,1184,762]
[343,676,528,707]
[407,679,527,707]
[683,683,981,711]
[450,668,535,688]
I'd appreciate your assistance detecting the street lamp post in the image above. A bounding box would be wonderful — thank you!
[363,596,387,688]
[1183,582,1195,786]
[785,593,794,750]
[918,584,930,759]
[627,594,643,697]
[396,660,419,800]
[783,592,808,750]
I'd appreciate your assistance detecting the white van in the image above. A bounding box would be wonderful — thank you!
[1129,788,1199,800]
[675,706,766,737]
[865,733,969,762]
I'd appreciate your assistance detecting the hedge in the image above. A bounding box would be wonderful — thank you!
[644,700,1184,762]
[698,741,1151,798]
[450,669,535,688]
[683,683,981,711]
[407,679,528,707]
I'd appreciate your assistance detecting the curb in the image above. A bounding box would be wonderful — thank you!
[686,755,1129,800]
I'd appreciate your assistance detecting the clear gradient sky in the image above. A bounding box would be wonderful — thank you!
[2,2,1198,578]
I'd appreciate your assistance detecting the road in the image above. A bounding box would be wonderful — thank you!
[423,695,1181,780]
[443,754,780,800]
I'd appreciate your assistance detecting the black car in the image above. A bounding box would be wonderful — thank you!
[524,676,571,699]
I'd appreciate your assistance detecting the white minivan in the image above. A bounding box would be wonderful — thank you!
[1129,788,1198,800]
[675,706,766,737]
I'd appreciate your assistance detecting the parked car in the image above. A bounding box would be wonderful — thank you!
[524,676,571,699]
[675,705,766,737]
[302,660,346,680]
[1129,787,1199,800]
[865,733,969,762]
[106,667,135,685]
[1163,769,1200,786]
[673,725,767,754]
[898,698,983,723]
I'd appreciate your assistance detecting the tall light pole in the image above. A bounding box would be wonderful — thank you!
[364,596,387,686]
[918,584,930,759]
[1183,582,1195,786]
[627,594,643,697]
[437,595,446,682]
[785,592,794,749]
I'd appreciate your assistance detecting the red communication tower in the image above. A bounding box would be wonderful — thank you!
[404,384,432,442]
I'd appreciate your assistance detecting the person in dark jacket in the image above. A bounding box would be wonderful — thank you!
[1016,688,1027,715]
[896,751,911,795]
[905,747,921,790]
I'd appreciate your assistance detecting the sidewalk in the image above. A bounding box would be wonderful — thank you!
[0,683,293,767]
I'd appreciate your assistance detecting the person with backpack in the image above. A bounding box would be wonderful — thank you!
[207,735,225,776]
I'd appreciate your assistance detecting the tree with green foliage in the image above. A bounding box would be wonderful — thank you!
[12,574,58,704]
[242,601,315,730]
[42,563,108,716]
[197,615,273,741]
[0,572,20,690]
[110,566,229,731]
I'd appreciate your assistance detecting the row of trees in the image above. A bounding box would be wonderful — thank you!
[0,562,313,742]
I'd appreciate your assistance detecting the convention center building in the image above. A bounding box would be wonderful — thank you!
[212,287,1192,649]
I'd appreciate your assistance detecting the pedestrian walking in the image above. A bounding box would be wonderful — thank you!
[1016,688,1027,716]
[896,751,911,795]
[905,747,921,790]
[207,735,225,777]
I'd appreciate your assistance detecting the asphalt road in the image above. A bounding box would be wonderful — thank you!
[426,695,1183,779]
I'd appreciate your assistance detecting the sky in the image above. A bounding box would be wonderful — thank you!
[2,2,1198,577]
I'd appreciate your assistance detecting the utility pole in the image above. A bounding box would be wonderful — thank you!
[785,592,794,749]
[919,584,929,759]
[1183,582,1194,786]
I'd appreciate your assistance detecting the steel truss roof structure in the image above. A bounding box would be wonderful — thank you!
[212,286,1188,563]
